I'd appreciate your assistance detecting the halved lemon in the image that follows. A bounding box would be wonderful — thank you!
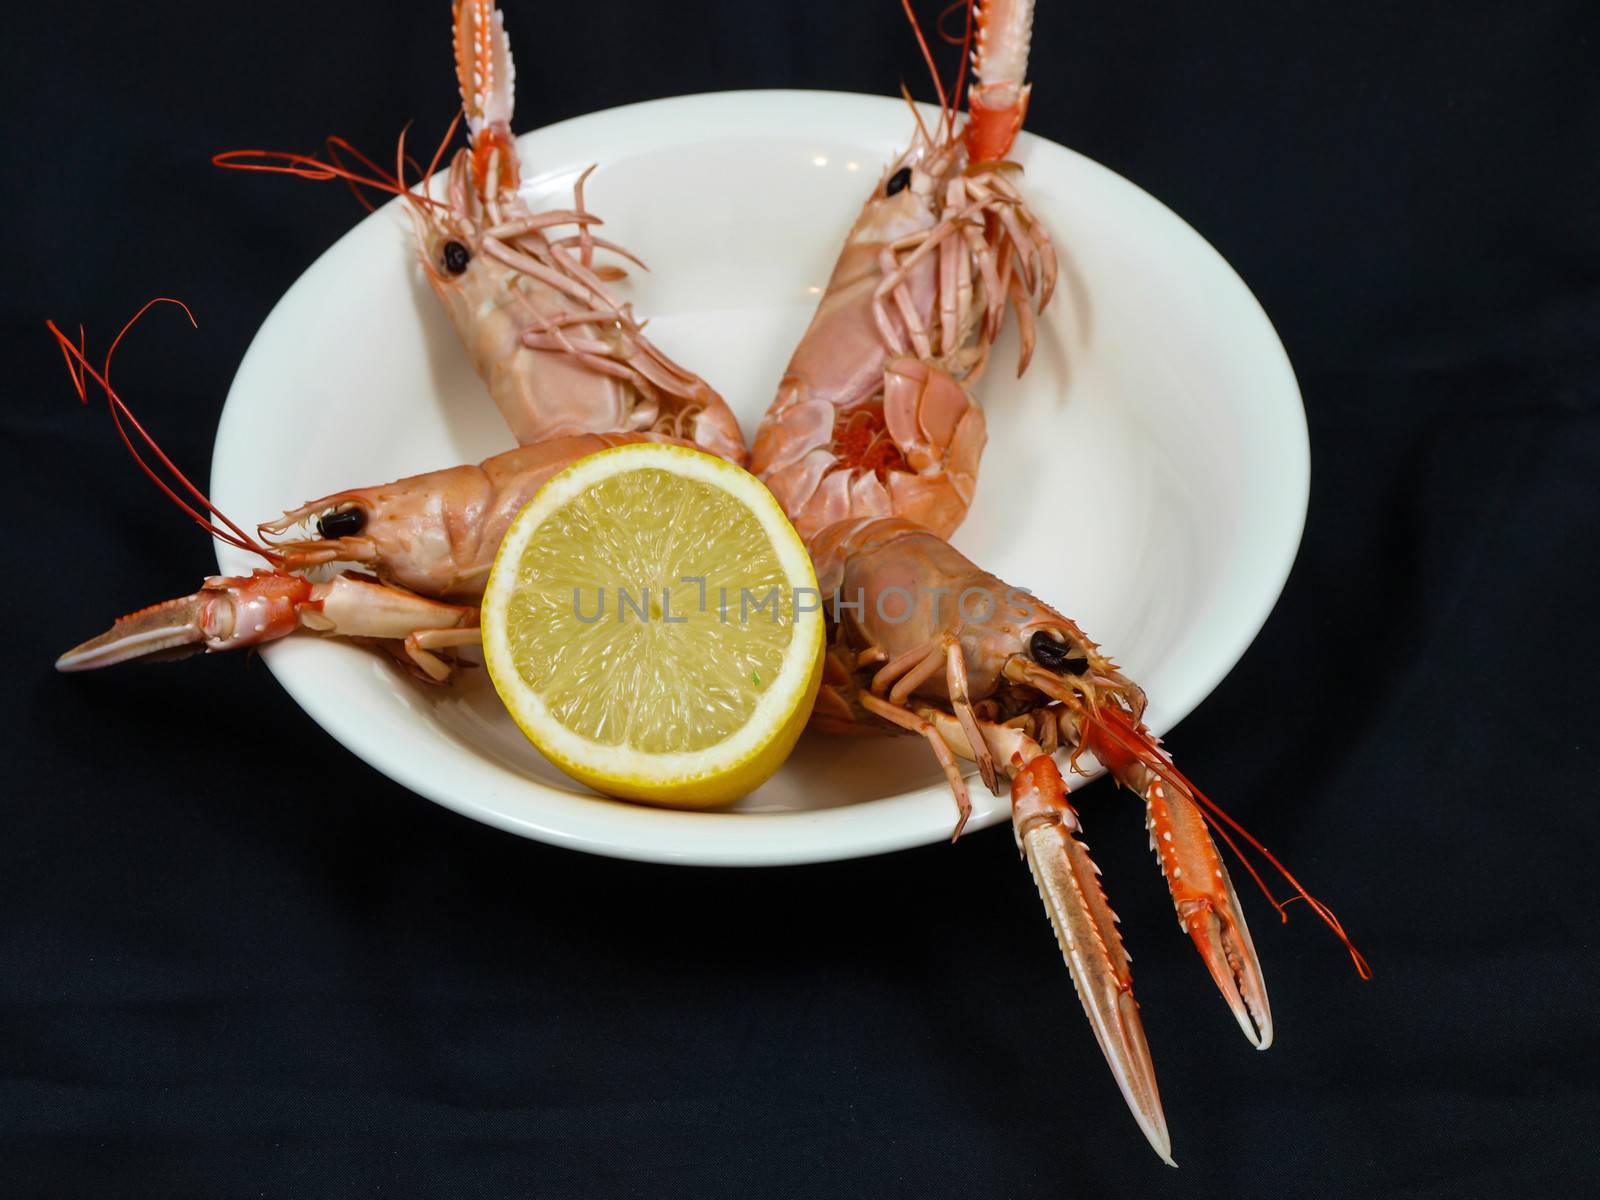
[481,442,825,808]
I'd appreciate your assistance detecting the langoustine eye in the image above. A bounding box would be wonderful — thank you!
[885,166,912,196]
[1029,631,1089,675]
[317,507,366,539]
[442,240,471,274]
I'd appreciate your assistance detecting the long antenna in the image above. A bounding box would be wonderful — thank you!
[46,301,281,563]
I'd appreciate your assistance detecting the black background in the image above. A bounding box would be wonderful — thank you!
[3,2,1596,1196]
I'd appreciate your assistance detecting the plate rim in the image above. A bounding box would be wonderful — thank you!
[212,88,1309,867]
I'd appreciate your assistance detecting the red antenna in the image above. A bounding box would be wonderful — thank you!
[899,1,979,144]
[213,112,462,213]
[45,300,282,564]
[901,0,953,142]
[939,1,977,123]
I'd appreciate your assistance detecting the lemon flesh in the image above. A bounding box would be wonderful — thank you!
[482,443,824,807]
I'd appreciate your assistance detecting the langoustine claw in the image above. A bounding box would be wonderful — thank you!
[56,571,479,683]
[1011,755,1172,1164]
[1080,710,1273,1049]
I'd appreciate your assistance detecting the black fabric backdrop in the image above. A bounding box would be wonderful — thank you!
[3,2,1596,1196]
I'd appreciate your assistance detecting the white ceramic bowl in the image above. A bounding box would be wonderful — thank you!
[211,90,1307,866]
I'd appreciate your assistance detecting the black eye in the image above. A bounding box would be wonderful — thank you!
[442,240,471,274]
[1030,631,1088,674]
[317,507,366,539]
[886,166,911,196]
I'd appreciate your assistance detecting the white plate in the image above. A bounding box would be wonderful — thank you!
[212,90,1307,866]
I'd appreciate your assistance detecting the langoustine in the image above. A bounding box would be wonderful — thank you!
[216,0,747,464]
[49,305,668,682]
[807,517,1367,1163]
[753,3,1366,1163]
[750,0,1055,540]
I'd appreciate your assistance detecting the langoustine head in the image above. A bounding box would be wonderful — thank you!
[405,0,531,318]
[259,463,495,602]
[853,0,1042,253]
[810,517,1147,729]
[259,433,666,601]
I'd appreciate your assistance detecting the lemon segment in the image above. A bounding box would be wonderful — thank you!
[481,443,824,807]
